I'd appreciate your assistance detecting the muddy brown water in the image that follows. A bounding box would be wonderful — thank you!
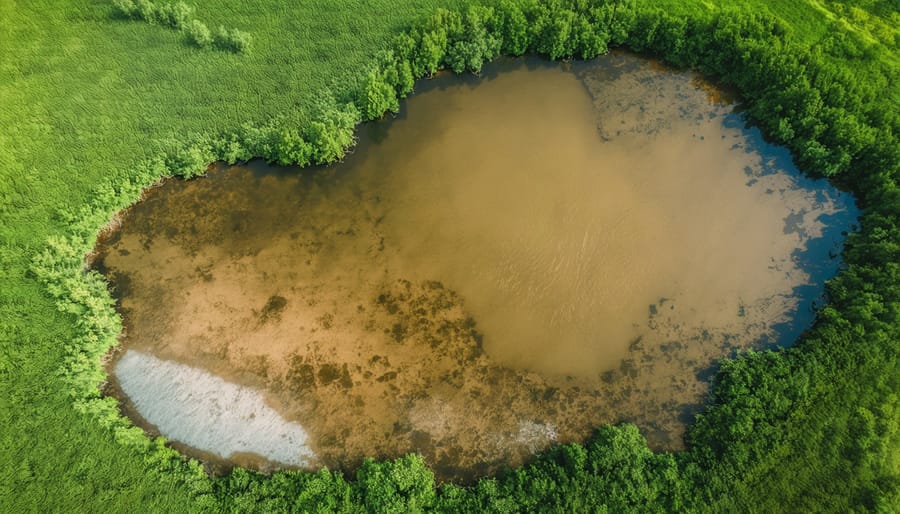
[93,53,857,482]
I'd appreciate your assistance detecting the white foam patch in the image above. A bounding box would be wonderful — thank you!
[115,349,314,466]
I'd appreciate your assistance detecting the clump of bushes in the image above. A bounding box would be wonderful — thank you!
[213,26,252,53]
[185,19,211,48]
[112,0,250,53]
[113,0,190,29]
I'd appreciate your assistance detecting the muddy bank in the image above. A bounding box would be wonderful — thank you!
[94,53,857,482]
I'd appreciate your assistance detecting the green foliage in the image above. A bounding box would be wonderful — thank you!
[303,93,361,164]
[163,136,215,178]
[533,3,579,59]
[213,26,252,54]
[4,0,900,511]
[462,425,684,512]
[497,0,531,55]
[360,57,402,119]
[186,19,212,47]
[111,0,248,53]
[116,0,191,29]
[112,0,137,17]
[355,455,437,513]
[157,1,192,30]
[444,6,502,73]
[412,9,454,76]
[135,0,157,23]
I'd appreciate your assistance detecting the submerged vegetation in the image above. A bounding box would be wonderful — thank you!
[2,0,899,511]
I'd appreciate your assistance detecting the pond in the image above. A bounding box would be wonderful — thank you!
[93,52,858,482]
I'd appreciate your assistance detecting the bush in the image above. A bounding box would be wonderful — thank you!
[157,1,192,30]
[112,0,137,18]
[445,6,502,73]
[109,0,248,54]
[360,64,401,120]
[303,100,360,164]
[214,26,252,53]
[134,0,157,24]
[185,19,211,47]
[355,455,436,513]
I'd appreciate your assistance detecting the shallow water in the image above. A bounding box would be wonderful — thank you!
[94,53,857,481]
[115,350,315,468]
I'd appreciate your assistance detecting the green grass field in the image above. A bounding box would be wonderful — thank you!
[1,0,898,511]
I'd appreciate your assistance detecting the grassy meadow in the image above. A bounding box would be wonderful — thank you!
[1,0,472,509]
[1,0,898,511]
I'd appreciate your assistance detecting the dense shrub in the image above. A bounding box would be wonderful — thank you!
[156,1,191,30]
[112,0,136,17]
[214,26,252,53]
[115,0,190,29]
[111,0,248,53]
[185,19,211,48]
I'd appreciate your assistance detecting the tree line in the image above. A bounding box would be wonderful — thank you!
[34,0,899,511]
[202,0,900,509]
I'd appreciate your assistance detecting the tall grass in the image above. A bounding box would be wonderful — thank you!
[1,1,467,511]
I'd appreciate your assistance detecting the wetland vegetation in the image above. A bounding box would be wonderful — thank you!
[94,54,857,483]
[4,0,900,511]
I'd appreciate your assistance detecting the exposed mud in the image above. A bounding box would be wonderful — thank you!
[114,350,315,469]
[94,53,857,482]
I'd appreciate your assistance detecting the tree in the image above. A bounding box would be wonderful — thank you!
[274,129,313,166]
[393,58,415,97]
[409,9,458,76]
[303,94,359,164]
[445,6,502,73]
[157,1,191,30]
[574,16,609,59]
[533,4,577,60]
[497,0,531,55]
[355,455,436,513]
[360,66,400,120]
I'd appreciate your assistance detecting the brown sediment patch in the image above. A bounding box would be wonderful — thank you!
[94,53,856,482]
